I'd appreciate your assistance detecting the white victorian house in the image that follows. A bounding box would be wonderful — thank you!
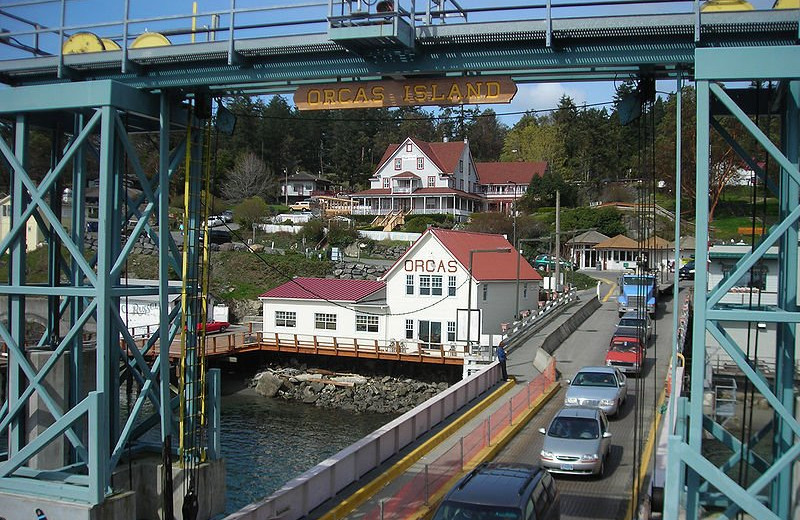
[259,228,542,355]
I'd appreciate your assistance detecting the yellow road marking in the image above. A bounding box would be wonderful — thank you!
[593,276,617,302]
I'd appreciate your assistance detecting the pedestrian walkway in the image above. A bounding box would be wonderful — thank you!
[312,289,599,520]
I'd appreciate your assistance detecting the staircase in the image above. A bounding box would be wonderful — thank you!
[371,209,408,231]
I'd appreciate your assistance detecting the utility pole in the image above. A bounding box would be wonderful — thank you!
[284,168,288,206]
[554,190,561,292]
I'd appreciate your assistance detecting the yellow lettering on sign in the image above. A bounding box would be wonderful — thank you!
[294,76,517,110]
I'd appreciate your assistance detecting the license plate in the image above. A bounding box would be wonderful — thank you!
[560,464,573,471]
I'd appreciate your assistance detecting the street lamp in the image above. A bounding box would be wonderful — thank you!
[467,247,512,354]
[508,180,518,248]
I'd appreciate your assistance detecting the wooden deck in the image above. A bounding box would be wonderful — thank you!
[134,330,467,366]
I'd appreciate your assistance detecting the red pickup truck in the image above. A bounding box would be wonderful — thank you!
[605,336,644,375]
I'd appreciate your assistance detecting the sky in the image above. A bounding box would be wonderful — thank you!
[0,0,742,126]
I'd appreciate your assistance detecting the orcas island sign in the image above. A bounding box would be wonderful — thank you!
[294,76,517,110]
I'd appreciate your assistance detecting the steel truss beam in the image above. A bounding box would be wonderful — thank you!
[0,80,209,505]
[665,47,799,520]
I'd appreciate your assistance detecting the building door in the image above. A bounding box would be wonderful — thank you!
[418,320,442,348]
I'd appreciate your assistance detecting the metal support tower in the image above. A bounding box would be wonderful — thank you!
[0,80,218,507]
[665,46,800,520]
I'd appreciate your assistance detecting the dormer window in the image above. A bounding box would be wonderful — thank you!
[417,157,424,170]
[406,143,413,152]
[394,158,402,170]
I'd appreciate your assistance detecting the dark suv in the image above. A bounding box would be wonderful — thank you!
[432,462,560,520]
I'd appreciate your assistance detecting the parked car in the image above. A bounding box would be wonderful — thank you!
[605,336,645,375]
[221,209,234,222]
[289,200,312,211]
[616,311,653,342]
[539,406,612,477]
[432,462,560,520]
[190,320,230,334]
[679,260,695,280]
[564,366,627,417]
[532,254,575,271]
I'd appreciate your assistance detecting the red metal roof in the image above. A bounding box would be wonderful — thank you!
[376,138,467,174]
[475,161,548,185]
[392,171,421,179]
[349,187,482,200]
[260,278,385,301]
[430,228,542,282]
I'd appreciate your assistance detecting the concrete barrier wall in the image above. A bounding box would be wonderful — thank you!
[226,363,501,520]
[541,296,601,355]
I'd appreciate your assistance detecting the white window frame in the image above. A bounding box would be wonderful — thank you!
[427,175,435,187]
[418,157,425,170]
[406,143,413,152]
[405,319,414,339]
[419,275,431,295]
[448,275,456,296]
[275,311,296,328]
[394,158,402,170]
[314,313,337,330]
[406,274,414,295]
[356,314,379,333]
[447,321,456,342]
[431,275,443,296]
[383,178,390,189]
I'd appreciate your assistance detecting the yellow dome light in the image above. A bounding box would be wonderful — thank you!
[700,0,755,11]
[62,32,104,54]
[131,32,171,49]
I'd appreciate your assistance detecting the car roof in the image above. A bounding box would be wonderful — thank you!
[443,462,544,508]
[574,365,618,375]
[553,406,601,419]
[620,311,647,319]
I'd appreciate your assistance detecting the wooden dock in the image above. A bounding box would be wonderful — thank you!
[133,329,466,366]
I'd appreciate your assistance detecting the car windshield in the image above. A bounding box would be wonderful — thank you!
[618,318,644,327]
[432,502,520,520]
[572,371,617,387]
[623,276,653,285]
[547,417,599,440]
[610,342,639,353]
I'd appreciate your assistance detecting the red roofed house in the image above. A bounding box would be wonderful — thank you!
[259,228,541,359]
[476,161,548,213]
[349,137,546,222]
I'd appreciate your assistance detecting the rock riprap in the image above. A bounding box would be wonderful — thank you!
[252,367,449,414]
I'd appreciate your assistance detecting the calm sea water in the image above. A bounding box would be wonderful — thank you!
[219,387,396,515]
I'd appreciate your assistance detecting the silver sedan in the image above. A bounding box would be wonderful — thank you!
[539,406,612,477]
[563,366,627,417]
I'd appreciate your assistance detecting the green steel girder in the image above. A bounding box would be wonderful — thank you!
[0,80,208,505]
[667,46,799,520]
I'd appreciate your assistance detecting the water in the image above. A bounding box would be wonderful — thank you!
[219,387,396,515]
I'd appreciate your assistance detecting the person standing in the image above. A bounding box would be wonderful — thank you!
[496,341,508,381]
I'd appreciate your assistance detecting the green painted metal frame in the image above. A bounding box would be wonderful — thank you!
[0,80,212,504]
[664,46,799,520]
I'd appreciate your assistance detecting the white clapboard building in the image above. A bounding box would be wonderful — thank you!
[259,228,542,355]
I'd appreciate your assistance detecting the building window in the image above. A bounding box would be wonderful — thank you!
[405,319,414,339]
[418,157,425,170]
[447,321,456,342]
[356,314,379,332]
[394,158,402,170]
[431,275,443,296]
[383,178,390,189]
[406,143,412,152]
[523,283,528,299]
[482,284,488,301]
[315,313,336,330]
[459,160,463,173]
[419,275,431,295]
[406,274,414,295]
[427,175,435,187]
[459,179,464,190]
[418,320,442,347]
[275,311,296,327]
[448,276,456,296]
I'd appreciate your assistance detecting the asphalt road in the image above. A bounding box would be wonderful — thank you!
[494,284,679,520]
